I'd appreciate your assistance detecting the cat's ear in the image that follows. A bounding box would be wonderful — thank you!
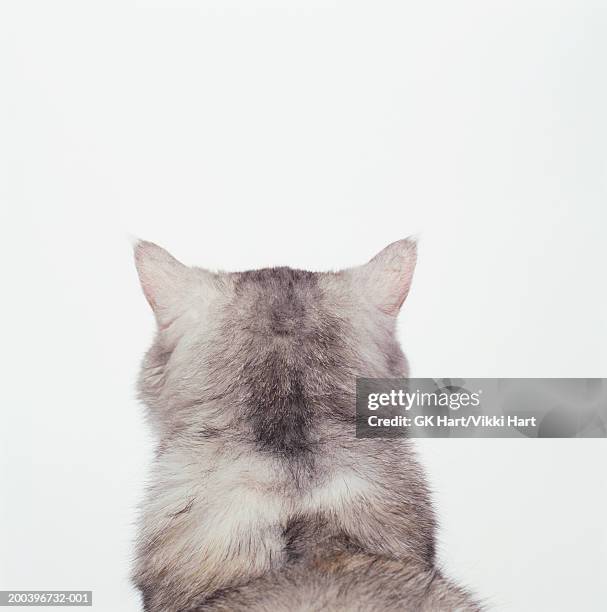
[133,240,198,329]
[353,238,417,316]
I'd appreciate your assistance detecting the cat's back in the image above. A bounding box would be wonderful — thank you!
[188,548,482,612]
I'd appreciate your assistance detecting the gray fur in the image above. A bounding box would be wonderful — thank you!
[132,240,482,611]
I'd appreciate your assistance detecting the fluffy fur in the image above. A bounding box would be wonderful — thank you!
[132,239,481,611]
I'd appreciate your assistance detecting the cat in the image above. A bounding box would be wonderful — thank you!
[131,239,482,611]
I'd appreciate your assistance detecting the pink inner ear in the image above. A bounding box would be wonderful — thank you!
[140,278,158,311]
[138,273,184,330]
[137,268,180,325]
[135,253,162,313]
[379,281,410,316]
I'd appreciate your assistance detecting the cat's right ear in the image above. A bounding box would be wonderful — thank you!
[350,238,417,316]
[133,240,198,330]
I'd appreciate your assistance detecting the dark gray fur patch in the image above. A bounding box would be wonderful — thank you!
[234,267,318,337]
[282,514,361,563]
[244,355,314,458]
[229,268,345,462]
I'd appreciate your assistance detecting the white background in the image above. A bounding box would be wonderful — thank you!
[1,1,606,611]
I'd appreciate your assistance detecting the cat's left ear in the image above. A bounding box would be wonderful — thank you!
[352,238,417,316]
[133,240,199,329]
